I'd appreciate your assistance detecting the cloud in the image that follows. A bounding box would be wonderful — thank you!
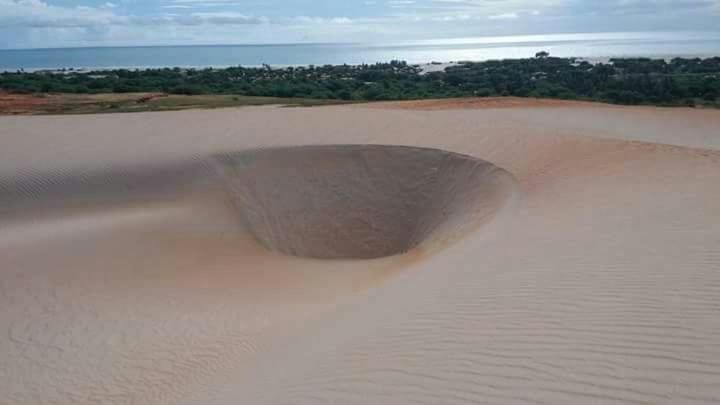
[292,16,355,25]
[0,0,268,28]
[0,0,119,28]
[170,0,247,3]
[561,0,719,16]
[1,0,719,49]
[185,13,269,25]
[388,0,416,7]
[488,12,519,20]
[397,0,565,22]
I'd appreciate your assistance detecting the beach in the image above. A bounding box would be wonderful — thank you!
[1,100,720,404]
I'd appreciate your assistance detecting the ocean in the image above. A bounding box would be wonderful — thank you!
[1,31,719,71]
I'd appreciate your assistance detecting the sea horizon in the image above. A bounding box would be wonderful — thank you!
[2,31,720,72]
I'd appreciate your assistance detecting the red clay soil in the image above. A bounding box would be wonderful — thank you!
[0,91,54,113]
[0,91,166,114]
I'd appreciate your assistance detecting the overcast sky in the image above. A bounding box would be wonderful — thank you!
[2,0,720,49]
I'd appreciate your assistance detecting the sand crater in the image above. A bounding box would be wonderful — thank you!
[216,145,514,259]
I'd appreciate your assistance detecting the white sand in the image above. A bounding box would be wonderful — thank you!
[1,102,720,404]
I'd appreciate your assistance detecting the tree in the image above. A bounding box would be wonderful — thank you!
[2,56,720,108]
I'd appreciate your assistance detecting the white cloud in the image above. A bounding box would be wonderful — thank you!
[488,12,519,20]
[0,0,268,28]
[171,0,246,3]
[292,16,355,25]
[388,0,416,6]
[331,17,353,24]
[186,12,269,25]
[1,0,719,49]
[0,0,121,28]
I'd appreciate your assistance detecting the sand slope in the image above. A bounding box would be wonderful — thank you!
[1,101,720,404]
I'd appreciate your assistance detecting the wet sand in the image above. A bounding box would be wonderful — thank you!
[1,100,720,404]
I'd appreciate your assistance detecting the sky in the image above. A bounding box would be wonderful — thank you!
[1,0,720,49]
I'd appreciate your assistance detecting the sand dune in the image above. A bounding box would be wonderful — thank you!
[1,101,719,404]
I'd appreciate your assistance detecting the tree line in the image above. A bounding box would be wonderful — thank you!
[2,56,719,107]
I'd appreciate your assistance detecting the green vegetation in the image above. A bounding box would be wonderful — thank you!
[2,56,720,107]
[0,93,346,115]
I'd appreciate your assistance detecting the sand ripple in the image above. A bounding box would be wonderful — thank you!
[1,104,719,404]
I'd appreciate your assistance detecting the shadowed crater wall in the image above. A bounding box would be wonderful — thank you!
[215,145,515,259]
